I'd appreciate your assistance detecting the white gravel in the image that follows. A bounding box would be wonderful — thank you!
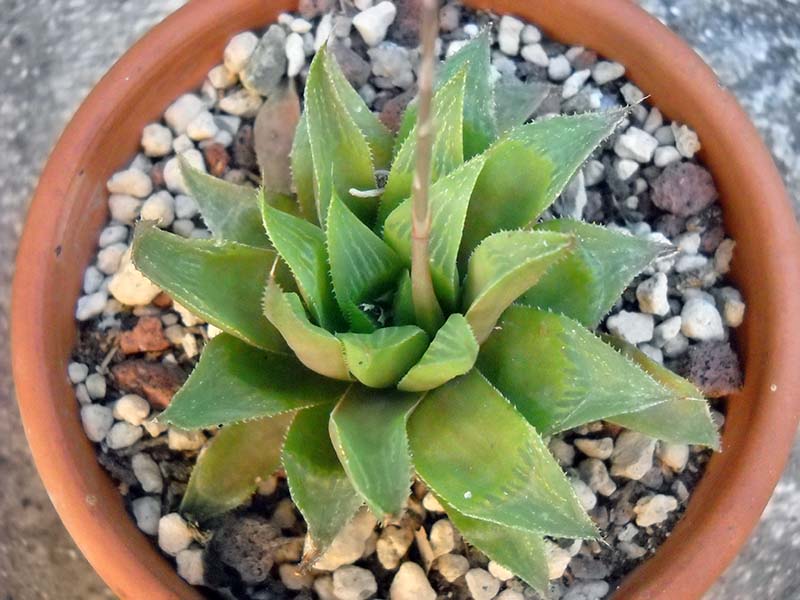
[132,452,163,493]
[132,496,161,536]
[390,562,436,600]
[80,404,114,442]
[352,2,397,47]
[158,513,194,556]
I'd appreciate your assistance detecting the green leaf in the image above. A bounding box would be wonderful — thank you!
[400,29,496,158]
[443,499,549,594]
[131,224,288,352]
[378,68,467,223]
[602,336,720,448]
[494,77,552,133]
[383,157,487,311]
[398,314,479,392]
[305,45,381,224]
[179,158,269,248]
[521,220,670,327]
[327,194,404,332]
[460,110,626,258]
[392,271,416,326]
[261,200,343,330]
[262,280,352,381]
[283,402,363,553]
[409,370,595,538]
[462,230,575,343]
[329,386,420,517]
[181,413,294,522]
[477,305,680,435]
[338,326,429,388]
[161,334,345,428]
[290,113,318,223]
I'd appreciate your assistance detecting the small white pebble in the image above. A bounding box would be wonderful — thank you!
[657,442,690,471]
[520,24,541,44]
[176,548,205,586]
[332,565,377,600]
[488,560,514,581]
[422,493,444,513]
[224,31,259,74]
[164,94,206,134]
[606,310,654,344]
[106,422,144,449]
[465,568,500,600]
[497,591,525,600]
[132,496,161,535]
[83,265,105,294]
[113,394,151,425]
[132,452,163,493]
[643,107,663,133]
[75,291,108,321]
[168,428,206,451]
[219,88,264,117]
[158,513,194,556]
[80,404,114,442]
[108,194,142,225]
[681,298,724,341]
[654,145,681,167]
[285,32,306,77]
[429,519,456,557]
[352,1,397,47]
[208,64,237,89]
[671,122,701,158]
[85,373,107,399]
[498,15,524,56]
[174,194,199,219]
[547,55,572,81]
[172,134,194,154]
[615,158,639,181]
[141,123,173,157]
[634,494,678,527]
[390,562,436,600]
[636,272,670,316]
[436,553,469,582]
[290,17,313,34]
[106,168,152,198]
[98,225,128,248]
[141,190,176,228]
[614,127,659,163]
[562,69,591,99]
[639,343,664,364]
[621,82,645,104]
[186,111,219,141]
[68,362,89,384]
[591,60,625,85]
[520,43,549,67]
[96,242,128,275]
[574,437,613,460]
[75,383,91,405]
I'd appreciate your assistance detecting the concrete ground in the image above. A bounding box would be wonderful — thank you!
[0,0,797,598]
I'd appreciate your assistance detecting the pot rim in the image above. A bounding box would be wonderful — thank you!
[11,0,800,599]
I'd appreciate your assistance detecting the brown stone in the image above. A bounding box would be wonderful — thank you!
[389,0,422,45]
[233,124,257,171]
[652,162,718,217]
[297,0,335,19]
[151,292,173,309]
[118,316,171,355]
[203,142,230,177]
[681,341,743,398]
[149,160,166,189]
[379,87,416,133]
[111,360,186,408]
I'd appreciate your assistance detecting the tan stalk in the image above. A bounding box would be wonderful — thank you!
[410,0,444,334]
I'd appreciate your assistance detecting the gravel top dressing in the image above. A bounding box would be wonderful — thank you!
[71,2,744,598]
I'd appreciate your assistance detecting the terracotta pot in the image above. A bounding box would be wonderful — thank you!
[11,0,800,598]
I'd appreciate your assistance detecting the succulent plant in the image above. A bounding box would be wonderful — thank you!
[131,26,718,592]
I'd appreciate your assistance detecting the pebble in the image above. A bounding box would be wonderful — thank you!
[96,242,127,274]
[98,225,128,248]
[74,383,91,406]
[520,43,549,67]
[108,194,142,225]
[575,437,614,460]
[186,111,219,141]
[353,1,397,47]
[617,523,639,542]
[172,134,194,154]
[657,442,690,471]
[497,591,524,600]
[208,64,237,89]
[614,158,639,181]
[314,13,334,51]
[164,149,205,194]
[279,564,314,590]
[422,492,444,513]
[680,298,724,341]
[639,343,663,363]
[75,291,108,321]
[108,248,162,306]
[80,404,114,442]
[377,525,414,569]
[549,437,575,466]
[714,238,735,274]
[140,124,172,158]
[579,459,616,496]
[113,394,151,426]
[465,568,500,600]
[174,194,199,220]
[240,25,287,95]
[290,17,313,34]
[719,287,745,327]
[167,428,206,452]
[219,88,264,118]
[563,580,610,600]
[652,162,718,217]
[488,560,514,581]
[164,94,206,135]
[671,123,701,158]
[140,190,176,227]
[591,60,625,85]
[548,55,572,81]
[436,553,469,582]
[158,513,194,556]
[643,107,663,133]
[390,562,436,600]
[611,431,656,480]
[285,32,306,77]
[84,373,106,399]
[633,494,678,527]
[131,452,163,493]
[570,556,610,580]
[521,24,541,44]
[314,576,337,600]
[224,31,259,74]
[620,82,644,104]
[614,127,658,163]
[68,362,89,384]
[562,69,591,99]
[429,519,456,557]
[106,168,152,198]
[606,310,654,344]
[132,496,161,536]
[654,145,681,167]
[176,548,205,586]
[332,565,378,600]
[636,272,670,316]
[544,540,572,579]
[653,316,682,346]
[369,42,414,89]
[498,15,524,56]
[106,422,144,449]
[314,509,377,571]
[571,477,598,511]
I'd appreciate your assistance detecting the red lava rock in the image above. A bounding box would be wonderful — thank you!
[701,224,726,254]
[379,87,416,133]
[233,125,257,171]
[681,341,743,398]
[151,292,173,309]
[390,0,422,45]
[150,161,166,188]
[112,360,186,409]
[330,41,372,88]
[118,316,171,355]
[297,0,335,19]
[651,162,718,217]
[203,142,231,177]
